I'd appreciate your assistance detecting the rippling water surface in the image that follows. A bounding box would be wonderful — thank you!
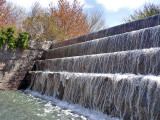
[0,90,119,120]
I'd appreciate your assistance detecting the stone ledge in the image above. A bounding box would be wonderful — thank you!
[51,14,160,49]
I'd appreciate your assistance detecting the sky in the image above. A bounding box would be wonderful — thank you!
[7,0,160,27]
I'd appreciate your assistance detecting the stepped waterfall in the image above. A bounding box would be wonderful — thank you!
[27,14,160,120]
[28,72,160,120]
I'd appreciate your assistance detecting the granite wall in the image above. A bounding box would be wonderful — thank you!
[0,40,52,90]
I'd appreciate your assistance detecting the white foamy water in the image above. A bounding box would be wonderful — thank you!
[36,47,160,75]
[25,89,121,120]
[28,71,160,120]
[0,90,86,120]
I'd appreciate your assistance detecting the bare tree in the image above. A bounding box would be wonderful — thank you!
[87,9,107,32]
[23,2,45,39]
[7,2,27,30]
[23,2,65,40]
[29,2,45,18]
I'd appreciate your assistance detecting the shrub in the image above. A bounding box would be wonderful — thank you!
[0,26,30,50]
[123,3,160,22]
[16,32,31,49]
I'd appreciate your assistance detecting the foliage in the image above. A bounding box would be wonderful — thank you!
[16,32,30,49]
[50,0,90,39]
[22,0,106,41]
[0,0,17,28]
[0,26,30,50]
[22,2,44,40]
[39,15,66,41]
[23,2,65,41]
[123,3,160,22]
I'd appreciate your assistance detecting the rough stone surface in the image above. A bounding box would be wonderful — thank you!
[0,40,52,90]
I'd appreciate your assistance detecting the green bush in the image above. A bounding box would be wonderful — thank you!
[0,26,30,50]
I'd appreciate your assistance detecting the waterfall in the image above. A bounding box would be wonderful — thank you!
[51,14,160,49]
[44,25,160,59]
[27,15,160,120]
[29,71,160,120]
[37,48,160,75]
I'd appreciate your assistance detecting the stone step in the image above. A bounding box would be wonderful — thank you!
[28,71,160,120]
[35,48,160,75]
[51,14,160,49]
[43,25,160,59]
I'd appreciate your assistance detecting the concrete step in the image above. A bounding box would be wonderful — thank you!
[51,14,160,49]
[43,25,160,59]
[35,48,160,75]
[28,71,160,120]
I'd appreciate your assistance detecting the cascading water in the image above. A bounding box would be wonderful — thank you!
[36,48,160,75]
[28,72,160,120]
[27,15,160,120]
[44,25,160,59]
[51,14,160,49]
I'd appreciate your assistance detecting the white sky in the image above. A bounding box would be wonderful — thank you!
[7,0,159,26]
[96,0,153,11]
[7,0,86,10]
[7,0,154,11]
